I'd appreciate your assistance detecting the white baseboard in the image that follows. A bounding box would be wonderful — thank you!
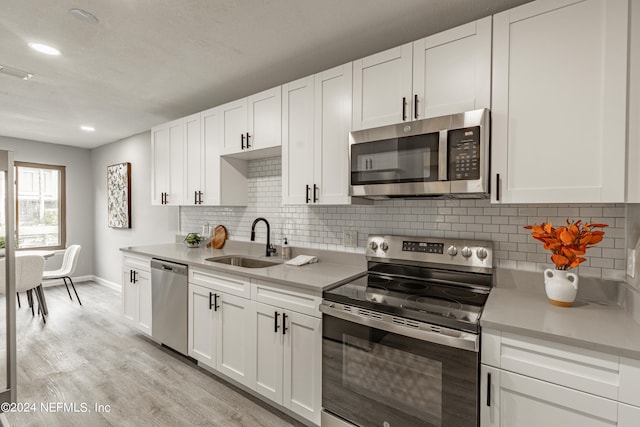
[91,276,121,292]
[41,275,122,292]
[41,275,94,288]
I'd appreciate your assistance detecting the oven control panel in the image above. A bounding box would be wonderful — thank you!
[402,241,444,254]
[367,235,493,270]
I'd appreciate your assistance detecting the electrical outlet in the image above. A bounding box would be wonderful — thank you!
[629,248,637,278]
[343,230,358,247]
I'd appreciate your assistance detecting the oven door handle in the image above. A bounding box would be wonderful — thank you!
[320,302,479,352]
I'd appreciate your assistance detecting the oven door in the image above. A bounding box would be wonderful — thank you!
[322,309,479,427]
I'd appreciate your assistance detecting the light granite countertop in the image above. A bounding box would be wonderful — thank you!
[120,241,367,293]
[482,269,640,359]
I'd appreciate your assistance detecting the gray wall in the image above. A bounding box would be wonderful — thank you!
[0,136,94,276]
[91,131,179,285]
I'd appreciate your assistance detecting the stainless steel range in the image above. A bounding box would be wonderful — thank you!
[321,235,493,427]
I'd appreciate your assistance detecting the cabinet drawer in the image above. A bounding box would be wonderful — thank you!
[252,279,321,318]
[482,329,620,400]
[189,267,250,299]
[499,369,619,426]
[122,253,151,272]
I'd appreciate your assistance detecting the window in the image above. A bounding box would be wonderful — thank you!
[14,162,66,250]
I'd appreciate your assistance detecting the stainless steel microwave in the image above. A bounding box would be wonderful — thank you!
[349,108,490,199]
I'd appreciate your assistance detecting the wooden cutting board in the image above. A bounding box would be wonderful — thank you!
[207,225,227,249]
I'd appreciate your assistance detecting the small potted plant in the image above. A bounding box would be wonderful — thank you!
[184,233,203,248]
[524,219,607,307]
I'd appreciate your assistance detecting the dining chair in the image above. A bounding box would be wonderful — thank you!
[42,245,82,305]
[0,255,47,322]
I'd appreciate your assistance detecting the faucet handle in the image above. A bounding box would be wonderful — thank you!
[267,243,277,256]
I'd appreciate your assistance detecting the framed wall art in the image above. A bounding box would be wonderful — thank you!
[107,162,131,228]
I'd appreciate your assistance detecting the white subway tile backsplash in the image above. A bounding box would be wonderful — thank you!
[181,157,628,279]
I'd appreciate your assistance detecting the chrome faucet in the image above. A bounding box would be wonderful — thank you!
[251,217,276,257]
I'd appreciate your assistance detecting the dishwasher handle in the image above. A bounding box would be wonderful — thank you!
[151,258,188,275]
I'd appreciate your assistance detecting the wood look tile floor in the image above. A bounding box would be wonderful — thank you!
[2,282,304,427]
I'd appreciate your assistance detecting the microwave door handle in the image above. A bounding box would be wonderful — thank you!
[438,130,448,181]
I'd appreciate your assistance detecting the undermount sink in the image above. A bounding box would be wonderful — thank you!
[206,255,280,269]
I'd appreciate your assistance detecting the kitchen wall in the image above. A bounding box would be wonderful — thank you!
[91,131,179,286]
[0,136,94,277]
[182,157,628,280]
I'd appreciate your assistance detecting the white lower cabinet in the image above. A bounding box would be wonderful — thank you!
[481,329,640,427]
[122,254,152,335]
[254,302,322,424]
[481,366,619,427]
[188,282,255,388]
[187,269,321,425]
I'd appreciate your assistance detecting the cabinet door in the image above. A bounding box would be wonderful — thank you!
[201,107,221,206]
[352,43,413,130]
[220,98,248,155]
[492,0,628,203]
[150,124,170,205]
[283,311,321,425]
[254,302,284,405]
[122,267,151,335]
[184,113,203,206]
[216,292,256,388]
[136,269,152,335]
[122,268,137,325]
[166,119,185,205]
[248,86,281,151]
[413,17,491,119]
[481,366,619,427]
[188,283,216,368]
[282,76,315,205]
[315,63,353,205]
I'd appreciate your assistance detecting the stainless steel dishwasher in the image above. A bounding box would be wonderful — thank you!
[150,258,188,355]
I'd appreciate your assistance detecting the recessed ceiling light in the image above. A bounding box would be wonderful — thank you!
[80,125,95,132]
[69,8,99,25]
[28,42,61,56]
[0,64,34,80]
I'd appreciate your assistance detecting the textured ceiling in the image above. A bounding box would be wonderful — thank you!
[0,0,531,149]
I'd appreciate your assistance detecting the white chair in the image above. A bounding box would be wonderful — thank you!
[0,255,47,321]
[42,245,82,305]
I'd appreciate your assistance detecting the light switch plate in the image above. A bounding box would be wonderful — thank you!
[343,230,358,247]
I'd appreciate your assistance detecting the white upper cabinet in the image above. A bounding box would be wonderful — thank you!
[248,87,282,151]
[220,86,282,158]
[201,107,248,206]
[282,76,315,205]
[491,0,628,203]
[151,118,185,205]
[314,64,354,205]
[352,43,413,130]
[352,17,491,130]
[184,113,203,205]
[413,17,491,119]
[219,98,248,155]
[282,64,354,205]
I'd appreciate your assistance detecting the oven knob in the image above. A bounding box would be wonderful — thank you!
[380,242,389,251]
[447,245,458,256]
[461,246,473,258]
[476,247,488,260]
[369,241,378,250]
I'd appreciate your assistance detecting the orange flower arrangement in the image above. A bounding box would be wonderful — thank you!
[524,219,607,270]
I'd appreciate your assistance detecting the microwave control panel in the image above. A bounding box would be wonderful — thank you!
[449,126,480,181]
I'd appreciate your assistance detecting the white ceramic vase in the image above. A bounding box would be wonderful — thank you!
[544,268,578,307]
